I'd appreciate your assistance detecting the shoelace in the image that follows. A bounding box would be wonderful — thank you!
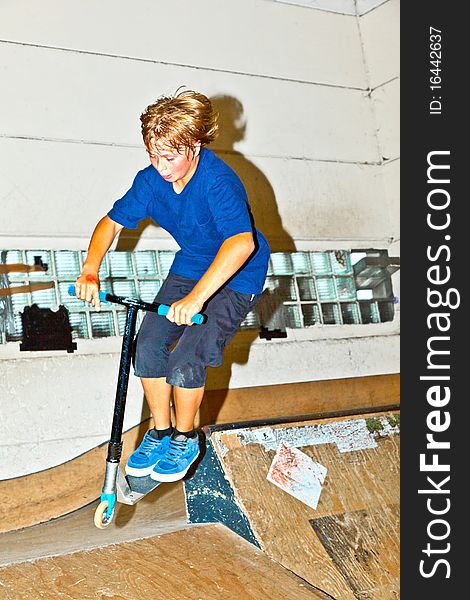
[137,433,161,456]
[165,439,189,463]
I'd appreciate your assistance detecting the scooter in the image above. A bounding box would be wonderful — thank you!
[67,285,205,529]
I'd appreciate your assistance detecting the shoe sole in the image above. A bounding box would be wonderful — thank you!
[150,451,200,483]
[125,462,160,477]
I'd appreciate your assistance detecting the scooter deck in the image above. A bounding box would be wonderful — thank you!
[116,468,162,505]
[127,474,162,495]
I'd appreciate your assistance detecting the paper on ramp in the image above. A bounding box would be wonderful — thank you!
[267,441,327,510]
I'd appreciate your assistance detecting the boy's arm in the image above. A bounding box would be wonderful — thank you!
[75,215,124,309]
[168,232,255,326]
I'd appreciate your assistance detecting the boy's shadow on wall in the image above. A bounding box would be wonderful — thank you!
[116,95,295,428]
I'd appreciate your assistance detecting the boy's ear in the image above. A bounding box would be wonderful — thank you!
[192,141,202,157]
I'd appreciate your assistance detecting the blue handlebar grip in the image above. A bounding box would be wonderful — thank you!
[68,284,109,303]
[157,304,204,325]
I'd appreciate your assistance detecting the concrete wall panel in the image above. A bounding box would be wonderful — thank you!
[230,154,393,243]
[371,78,399,161]
[381,158,399,240]
[0,44,378,163]
[269,0,355,14]
[1,138,390,245]
[356,0,389,16]
[0,353,146,478]
[0,138,149,240]
[359,0,399,89]
[0,0,366,88]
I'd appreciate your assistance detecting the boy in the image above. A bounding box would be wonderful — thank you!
[75,90,270,483]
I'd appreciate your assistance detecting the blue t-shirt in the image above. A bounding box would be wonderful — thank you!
[108,148,270,294]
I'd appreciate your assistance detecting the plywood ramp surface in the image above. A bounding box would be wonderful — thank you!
[211,412,400,599]
[0,524,330,600]
[0,483,187,567]
[0,422,150,534]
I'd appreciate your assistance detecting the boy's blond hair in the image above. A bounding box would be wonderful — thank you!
[140,90,218,151]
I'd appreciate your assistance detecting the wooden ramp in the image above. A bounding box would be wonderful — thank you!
[0,523,329,599]
[0,420,152,535]
[0,406,399,599]
[0,483,188,568]
[0,374,398,534]
[185,409,400,599]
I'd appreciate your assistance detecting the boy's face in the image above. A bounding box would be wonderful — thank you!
[147,140,201,184]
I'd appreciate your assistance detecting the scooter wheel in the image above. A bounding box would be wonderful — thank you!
[94,500,114,529]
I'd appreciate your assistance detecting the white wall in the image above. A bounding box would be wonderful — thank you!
[0,0,399,477]
[359,0,400,242]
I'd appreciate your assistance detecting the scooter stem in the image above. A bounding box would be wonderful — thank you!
[108,305,139,463]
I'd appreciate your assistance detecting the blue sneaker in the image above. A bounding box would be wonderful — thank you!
[150,433,200,482]
[125,431,171,477]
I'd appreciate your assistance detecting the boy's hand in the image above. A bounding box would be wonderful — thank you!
[75,273,101,311]
[167,291,204,326]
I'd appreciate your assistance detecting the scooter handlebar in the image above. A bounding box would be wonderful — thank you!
[68,284,109,303]
[68,285,205,324]
[154,303,204,325]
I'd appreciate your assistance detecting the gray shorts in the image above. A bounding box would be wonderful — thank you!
[134,273,261,389]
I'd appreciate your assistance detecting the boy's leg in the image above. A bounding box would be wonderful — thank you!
[151,287,262,483]
[140,376,172,430]
[134,273,196,426]
[128,275,193,477]
[126,377,174,476]
[173,385,205,432]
